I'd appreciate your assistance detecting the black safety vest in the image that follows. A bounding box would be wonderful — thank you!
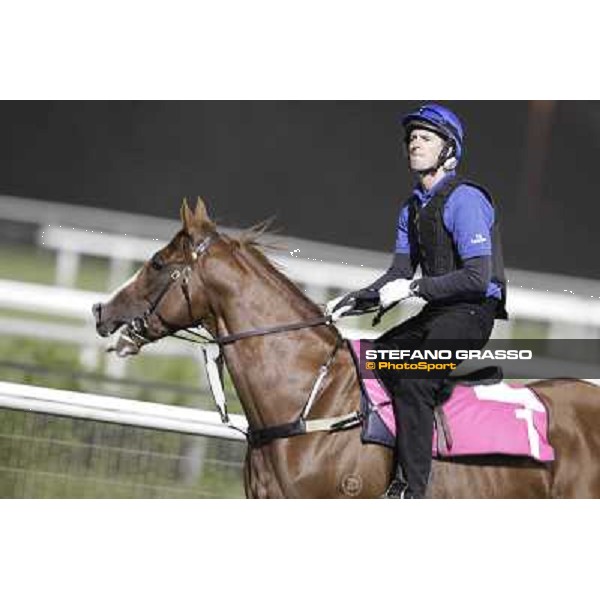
[407,177,508,319]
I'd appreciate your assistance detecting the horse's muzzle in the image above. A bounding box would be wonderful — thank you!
[92,302,118,337]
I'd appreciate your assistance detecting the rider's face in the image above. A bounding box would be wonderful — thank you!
[407,128,446,172]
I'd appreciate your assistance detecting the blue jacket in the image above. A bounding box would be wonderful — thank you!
[395,172,502,300]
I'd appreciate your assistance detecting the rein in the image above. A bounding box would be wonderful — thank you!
[119,231,363,444]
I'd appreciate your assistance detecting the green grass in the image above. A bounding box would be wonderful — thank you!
[510,319,549,339]
[0,245,56,285]
[0,336,85,390]
[75,254,111,291]
[0,243,140,292]
[0,307,84,325]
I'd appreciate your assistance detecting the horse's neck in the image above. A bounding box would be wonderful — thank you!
[211,246,336,429]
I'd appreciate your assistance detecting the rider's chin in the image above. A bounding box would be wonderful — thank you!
[410,157,431,171]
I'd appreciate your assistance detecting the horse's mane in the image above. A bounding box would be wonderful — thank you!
[230,219,324,315]
[237,217,285,253]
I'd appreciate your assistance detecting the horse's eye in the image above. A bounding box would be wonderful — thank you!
[151,255,164,271]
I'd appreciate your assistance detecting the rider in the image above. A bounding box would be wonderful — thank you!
[327,102,508,498]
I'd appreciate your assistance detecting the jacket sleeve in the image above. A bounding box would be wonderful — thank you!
[411,255,491,301]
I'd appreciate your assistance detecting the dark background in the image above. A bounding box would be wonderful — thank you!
[0,101,597,277]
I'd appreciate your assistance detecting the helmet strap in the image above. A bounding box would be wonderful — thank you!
[437,140,457,171]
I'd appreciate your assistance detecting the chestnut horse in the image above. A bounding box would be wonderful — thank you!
[92,199,600,498]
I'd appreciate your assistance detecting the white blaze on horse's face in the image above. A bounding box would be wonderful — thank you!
[407,128,445,172]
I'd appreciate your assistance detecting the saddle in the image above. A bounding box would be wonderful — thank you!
[348,340,554,462]
[433,366,504,451]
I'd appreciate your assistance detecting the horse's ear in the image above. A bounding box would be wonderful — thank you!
[194,197,210,223]
[180,198,195,232]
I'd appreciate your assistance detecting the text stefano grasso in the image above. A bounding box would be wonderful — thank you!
[364,349,533,361]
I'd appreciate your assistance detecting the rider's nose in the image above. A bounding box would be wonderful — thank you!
[92,302,102,324]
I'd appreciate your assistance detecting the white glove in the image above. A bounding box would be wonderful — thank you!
[325,294,346,316]
[325,294,355,321]
[379,279,414,309]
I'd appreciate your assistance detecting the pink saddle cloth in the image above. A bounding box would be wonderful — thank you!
[350,340,555,462]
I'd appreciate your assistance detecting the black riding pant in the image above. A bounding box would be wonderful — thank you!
[375,299,498,498]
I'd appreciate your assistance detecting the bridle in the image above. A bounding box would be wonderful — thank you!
[123,235,216,349]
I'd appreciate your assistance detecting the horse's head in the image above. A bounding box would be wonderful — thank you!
[92,198,218,355]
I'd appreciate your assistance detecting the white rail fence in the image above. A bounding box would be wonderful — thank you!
[0,381,246,442]
[38,224,381,301]
[35,224,600,337]
[3,192,600,302]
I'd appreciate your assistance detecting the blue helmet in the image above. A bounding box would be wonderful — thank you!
[402,103,465,161]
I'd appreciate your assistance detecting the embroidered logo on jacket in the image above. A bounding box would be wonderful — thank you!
[470,233,488,244]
